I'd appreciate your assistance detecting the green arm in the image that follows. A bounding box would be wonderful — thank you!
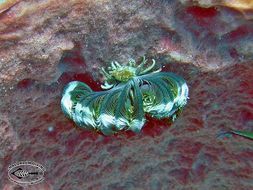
[231,130,253,139]
[217,129,253,140]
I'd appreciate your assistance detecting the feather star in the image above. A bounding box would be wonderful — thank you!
[61,56,189,135]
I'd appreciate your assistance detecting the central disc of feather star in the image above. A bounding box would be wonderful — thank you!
[61,56,189,135]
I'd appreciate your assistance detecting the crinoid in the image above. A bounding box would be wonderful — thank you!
[61,56,189,135]
[100,56,161,89]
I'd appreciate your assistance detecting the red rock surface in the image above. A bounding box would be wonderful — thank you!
[0,0,253,190]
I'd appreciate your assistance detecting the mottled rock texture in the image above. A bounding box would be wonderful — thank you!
[0,0,253,189]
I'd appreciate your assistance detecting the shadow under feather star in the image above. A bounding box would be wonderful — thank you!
[61,56,189,135]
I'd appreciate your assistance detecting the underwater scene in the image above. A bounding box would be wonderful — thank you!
[0,0,253,189]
